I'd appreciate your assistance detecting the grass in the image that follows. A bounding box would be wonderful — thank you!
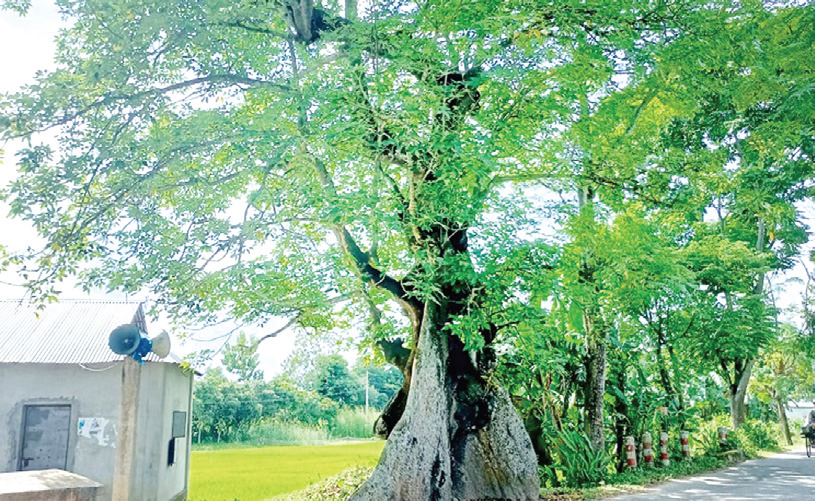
[189,440,385,501]
[331,408,380,439]
[247,419,332,445]
[193,408,381,450]
[540,455,731,500]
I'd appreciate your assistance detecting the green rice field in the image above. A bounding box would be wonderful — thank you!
[189,441,385,501]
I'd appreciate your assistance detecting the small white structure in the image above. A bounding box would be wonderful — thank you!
[0,300,193,501]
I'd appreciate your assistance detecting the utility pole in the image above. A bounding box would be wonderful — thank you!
[365,369,369,413]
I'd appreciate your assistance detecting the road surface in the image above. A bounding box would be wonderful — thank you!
[607,450,815,500]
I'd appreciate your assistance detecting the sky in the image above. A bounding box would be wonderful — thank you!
[0,2,812,377]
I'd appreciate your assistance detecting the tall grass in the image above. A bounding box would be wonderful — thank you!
[247,419,331,445]
[331,408,380,439]
[209,407,381,447]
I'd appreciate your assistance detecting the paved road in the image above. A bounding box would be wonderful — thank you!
[607,450,815,500]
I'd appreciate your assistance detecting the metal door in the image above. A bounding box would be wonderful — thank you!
[19,405,71,471]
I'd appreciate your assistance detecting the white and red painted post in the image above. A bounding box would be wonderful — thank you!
[625,436,637,469]
[680,431,690,459]
[718,426,728,446]
[659,431,670,466]
[642,432,654,466]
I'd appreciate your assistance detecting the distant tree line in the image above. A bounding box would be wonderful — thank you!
[192,344,402,443]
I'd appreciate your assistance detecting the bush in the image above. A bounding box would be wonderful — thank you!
[732,419,779,457]
[691,415,780,459]
[551,430,611,488]
[693,415,738,457]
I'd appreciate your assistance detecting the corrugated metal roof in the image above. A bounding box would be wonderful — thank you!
[0,300,160,364]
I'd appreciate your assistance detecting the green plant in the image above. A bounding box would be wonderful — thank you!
[694,416,739,457]
[330,408,380,439]
[694,424,722,457]
[247,419,331,445]
[737,420,779,451]
[552,430,611,488]
[270,466,374,501]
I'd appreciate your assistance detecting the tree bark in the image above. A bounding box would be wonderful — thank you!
[729,358,754,428]
[771,389,793,446]
[373,388,407,438]
[352,302,540,501]
[655,337,675,405]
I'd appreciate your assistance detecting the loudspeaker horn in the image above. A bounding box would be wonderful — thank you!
[108,324,141,356]
[108,324,172,362]
[150,330,171,359]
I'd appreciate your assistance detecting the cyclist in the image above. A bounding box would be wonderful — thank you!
[805,401,815,442]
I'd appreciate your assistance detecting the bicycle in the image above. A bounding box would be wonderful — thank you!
[802,426,815,458]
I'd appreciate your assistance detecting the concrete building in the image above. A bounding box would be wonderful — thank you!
[0,300,193,500]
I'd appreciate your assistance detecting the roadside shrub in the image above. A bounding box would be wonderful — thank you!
[551,430,610,488]
[691,415,779,459]
[694,416,739,457]
[737,420,779,451]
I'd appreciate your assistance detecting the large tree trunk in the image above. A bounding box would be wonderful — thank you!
[729,358,754,428]
[771,389,793,446]
[352,302,540,501]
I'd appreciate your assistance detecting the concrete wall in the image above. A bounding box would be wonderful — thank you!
[132,363,192,501]
[0,363,123,500]
[0,362,193,501]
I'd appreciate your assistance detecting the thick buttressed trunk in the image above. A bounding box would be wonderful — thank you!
[353,302,540,501]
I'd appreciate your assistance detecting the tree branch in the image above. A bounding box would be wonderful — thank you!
[219,21,290,39]
[258,315,301,343]
[9,74,291,138]
[308,156,421,318]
